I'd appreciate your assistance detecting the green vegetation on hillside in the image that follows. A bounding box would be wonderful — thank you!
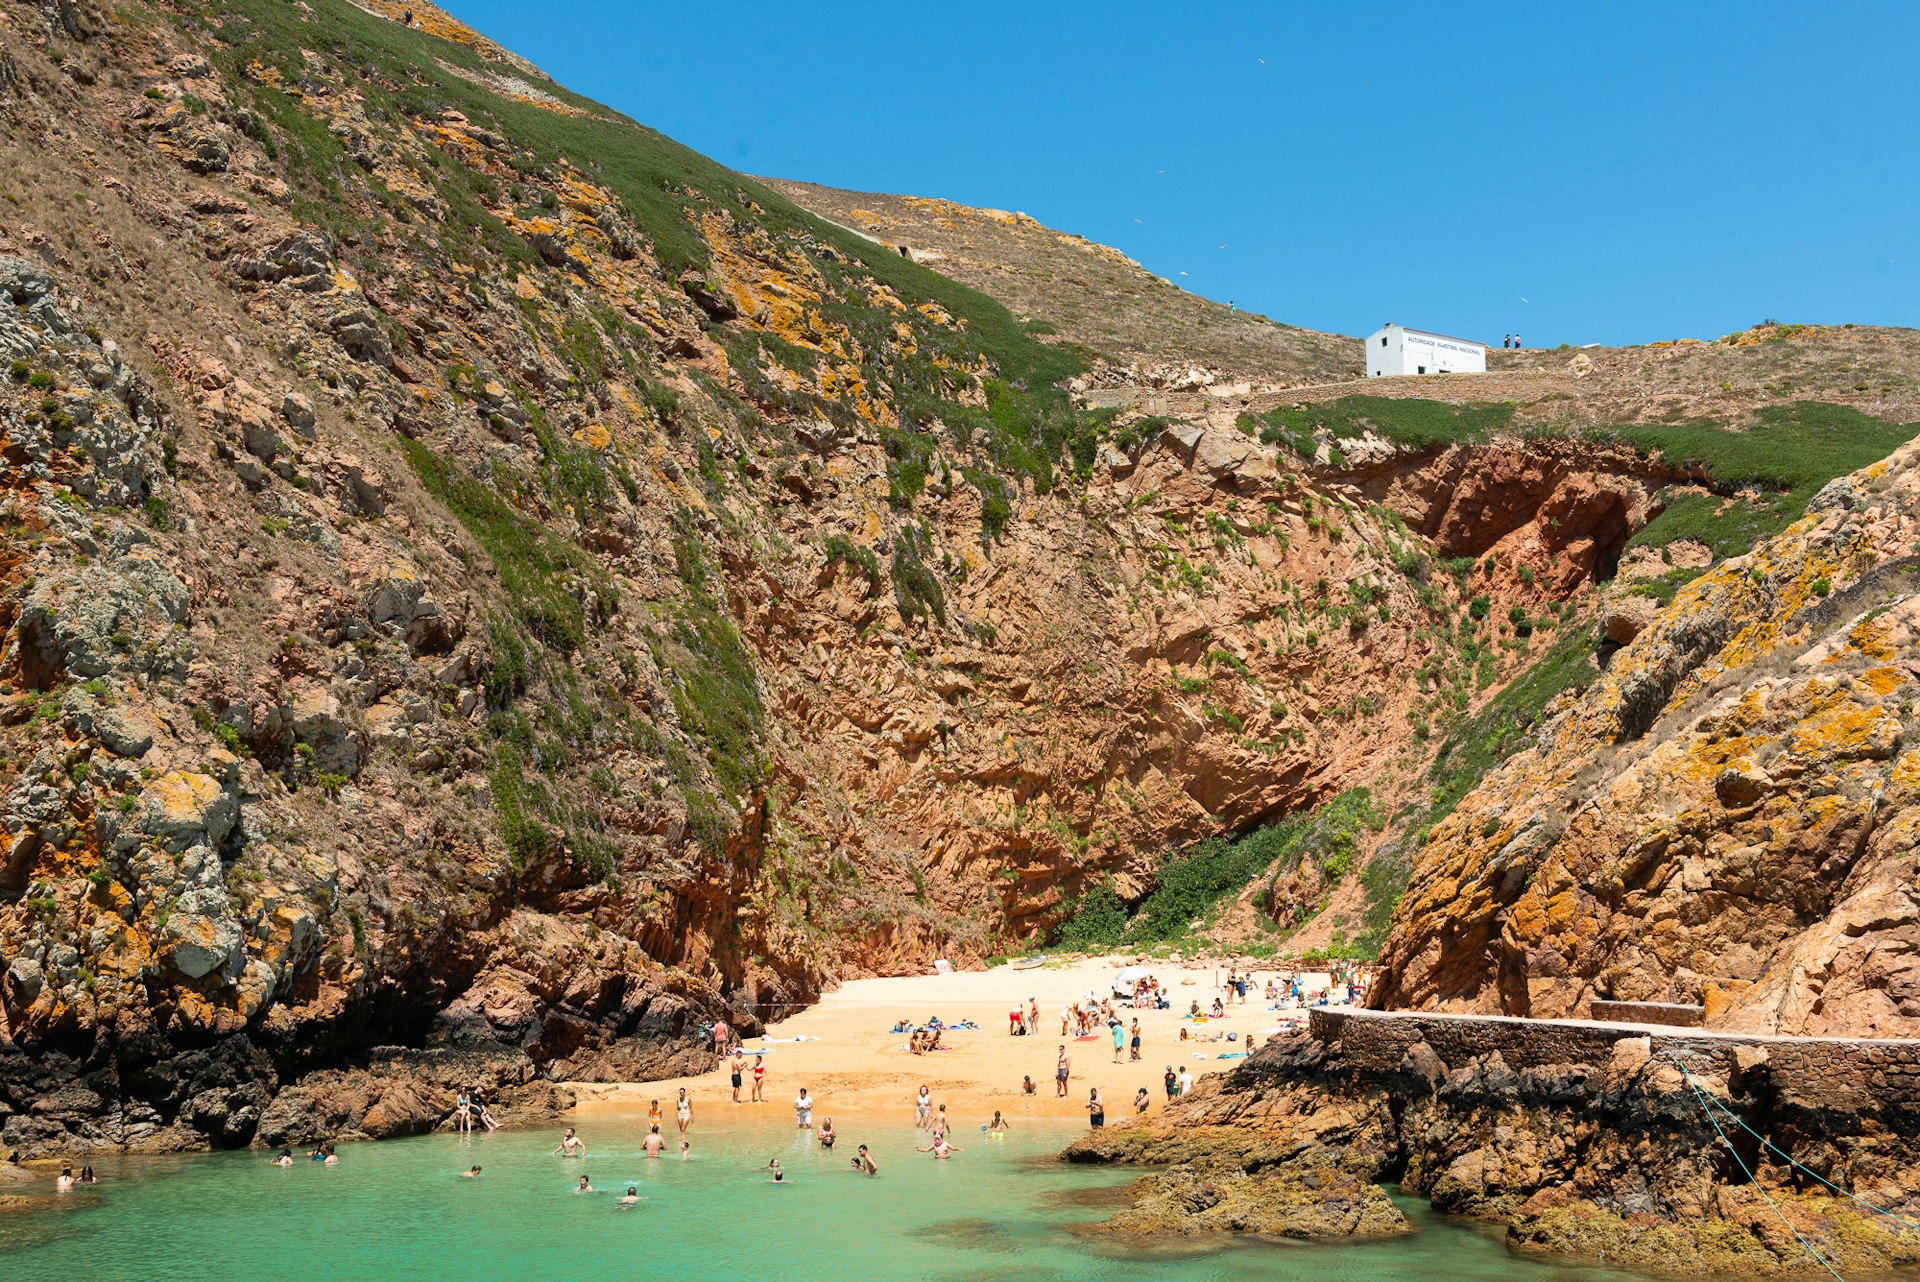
[1612,402,1919,556]
[1056,788,1383,950]
[207,0,1093,497]
[1247,396,1516,456]
[1354,619,1603,953]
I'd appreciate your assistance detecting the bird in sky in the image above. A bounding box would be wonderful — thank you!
[1217,244,1228,250]
[1134,218,1143,224]
[1258,58,1266,66]
[1179,271,1189,277]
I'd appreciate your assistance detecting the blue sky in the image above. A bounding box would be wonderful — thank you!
[442,1,1917,347]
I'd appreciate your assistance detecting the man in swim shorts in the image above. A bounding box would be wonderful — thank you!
[730,1048,745,1103]
[1056,1045,1070,1097]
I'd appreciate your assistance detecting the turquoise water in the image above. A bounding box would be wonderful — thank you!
[1,1111,1665,1281]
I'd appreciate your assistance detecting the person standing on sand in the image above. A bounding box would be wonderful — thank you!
[553,1127,585,1158]
[730,1048,745,1103]
[676,1087,692,1135]
[751,1054,766,1103]
[1110,1018,1125,1063]
[1056,1045,1071,1097]
[1164,1066,1178,1101]
[915,1084,932,1129]
[1130,1018,1142,1061]
[1087,1087,1106,1128]
[1029,998,1039,1031]
[795,1087,815,1129]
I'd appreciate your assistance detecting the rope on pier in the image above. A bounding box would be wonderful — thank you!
[1674,1060,1847,1281]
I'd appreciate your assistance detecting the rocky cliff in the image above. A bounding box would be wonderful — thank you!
[1374,438,1920,1037]
[0,0,1916,1162]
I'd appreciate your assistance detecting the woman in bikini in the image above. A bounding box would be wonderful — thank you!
[675,1088,692,1135]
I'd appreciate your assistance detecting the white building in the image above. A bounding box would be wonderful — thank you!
[1366,323,1487,378]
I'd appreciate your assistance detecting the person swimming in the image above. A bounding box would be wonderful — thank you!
[767,1158,787,1185]
[55,1167,74,1192]
[618,1185,640,1206]
[270,1149,294,1167]
[851,1144,877,1176]
[461,1165,482,1178]
[575,1175,595,1194]
[679,1141,691,1160]
[322,1145,339,1166]
[644,1125,665,1157]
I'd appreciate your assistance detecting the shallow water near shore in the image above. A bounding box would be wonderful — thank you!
[1,1110,1683,1281]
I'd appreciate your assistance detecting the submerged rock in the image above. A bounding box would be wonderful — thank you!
[1098,1161,1409,1239]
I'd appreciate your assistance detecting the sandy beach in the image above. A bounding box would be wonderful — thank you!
[570,955,1363,1129]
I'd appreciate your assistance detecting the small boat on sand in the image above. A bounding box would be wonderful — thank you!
[1009,956,1046,971]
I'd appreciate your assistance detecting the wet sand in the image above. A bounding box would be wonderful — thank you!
[570,954,1361,1129]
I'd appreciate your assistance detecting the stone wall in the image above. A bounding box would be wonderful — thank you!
[1310,1008,1920,1128]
